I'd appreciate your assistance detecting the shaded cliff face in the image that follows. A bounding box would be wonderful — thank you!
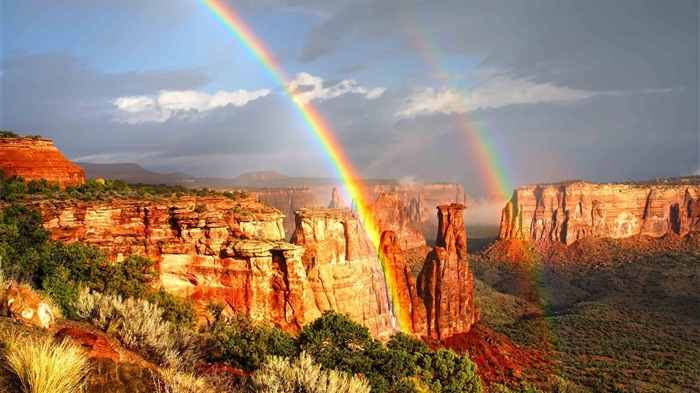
[290,208,396,338]
[0,138,85,188]
[417,204,478,339]
[251,188,319,238]
[499,181,700,245]
[379,230,427,335]
[370,193,426,251]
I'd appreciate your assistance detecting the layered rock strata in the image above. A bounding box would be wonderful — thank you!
[370,193,426,250]
[499,181,700,245]
[35,195,319,331]
[417,204,478,339]
[0,137,85,188]
[290,208,395,338]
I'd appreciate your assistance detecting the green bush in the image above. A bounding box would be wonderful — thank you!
[210,311,298,370]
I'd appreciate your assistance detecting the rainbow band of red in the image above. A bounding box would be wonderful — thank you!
[198,0,412,332]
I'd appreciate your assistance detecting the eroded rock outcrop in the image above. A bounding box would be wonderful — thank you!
[499,180,700,245]
[2,284,55,329]
[417,204,477,339]
[370,193,426,250]
[291,208,396,338]
[0,137,85,188]
[36,195,320,331]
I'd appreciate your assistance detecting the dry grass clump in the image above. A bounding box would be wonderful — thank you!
[252,352,371,393]
[153,368,244,393]
[2,332,88,393]
[75,289,200,369]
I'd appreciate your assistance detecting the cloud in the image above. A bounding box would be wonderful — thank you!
[395,74,601,119]
[394,72,677,119]
[113,89,271,123]
[288,72,385,105]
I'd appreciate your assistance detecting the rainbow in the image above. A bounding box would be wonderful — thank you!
[198,0,413,332]
[398,10,513,201]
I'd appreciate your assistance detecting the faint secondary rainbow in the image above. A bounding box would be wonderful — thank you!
[198,0,413,332]
[398,10,513,201]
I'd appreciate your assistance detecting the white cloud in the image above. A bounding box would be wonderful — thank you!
[114,88,271,123]
[395,73,602,119]
[288,72,385,105]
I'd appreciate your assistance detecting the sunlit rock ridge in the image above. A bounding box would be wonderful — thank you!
[499,178,700,245]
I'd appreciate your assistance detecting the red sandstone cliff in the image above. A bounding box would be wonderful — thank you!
[499,180,700,245]
[290,208,396,338]
[370,193,426,251]
[251,188,320,237]
[417,204,478,339]
[0,138,85,188]
[35,195,322,331]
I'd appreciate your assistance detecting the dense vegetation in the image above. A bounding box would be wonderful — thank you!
[0,171,248,202]
[209,308,482,393]
[0,202,196,325]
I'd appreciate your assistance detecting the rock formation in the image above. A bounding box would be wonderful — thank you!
[327,187,344,208]
[379,230,427,335]
[55,328,121,363]
[2,284,55,329]
[499,180,700,245]
[417,204,477,339]
[0,137,85,188]
[290,208,395,338]
[370,193,426,250]
[251,188,319,237]
[35,195,321,331]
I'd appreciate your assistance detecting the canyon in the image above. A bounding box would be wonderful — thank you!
[253,183,468,245]
[0,138,85,188]
[498,179,700,245]
[32,194,477,339]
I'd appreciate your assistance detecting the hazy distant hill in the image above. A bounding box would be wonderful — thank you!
[77,163,198,185]
[76,162,402,188]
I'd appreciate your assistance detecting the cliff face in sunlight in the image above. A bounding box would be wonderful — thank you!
[0,138,85,189]
[499,180,700,245]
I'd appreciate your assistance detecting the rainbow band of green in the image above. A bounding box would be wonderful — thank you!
[198,0,412,332]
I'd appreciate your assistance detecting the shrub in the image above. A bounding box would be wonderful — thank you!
[252,352,371,393]
[2,332,88,393]
[75,289,199,368]
[210,311,298,370]
[147,290,198,328]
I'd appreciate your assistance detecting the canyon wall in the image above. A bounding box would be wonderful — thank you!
[290,208,396,338]
[36,195,321,331]
[369,193,426,250]
[0,138,85,188]
[251,188,319,237]
[499,181,700,245]
[33,195,475,339]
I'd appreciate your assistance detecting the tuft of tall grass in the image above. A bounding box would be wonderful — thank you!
[2,333,88,393]
[252,352,371,393]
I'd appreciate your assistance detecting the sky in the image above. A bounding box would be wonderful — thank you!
[1,0,698,198]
